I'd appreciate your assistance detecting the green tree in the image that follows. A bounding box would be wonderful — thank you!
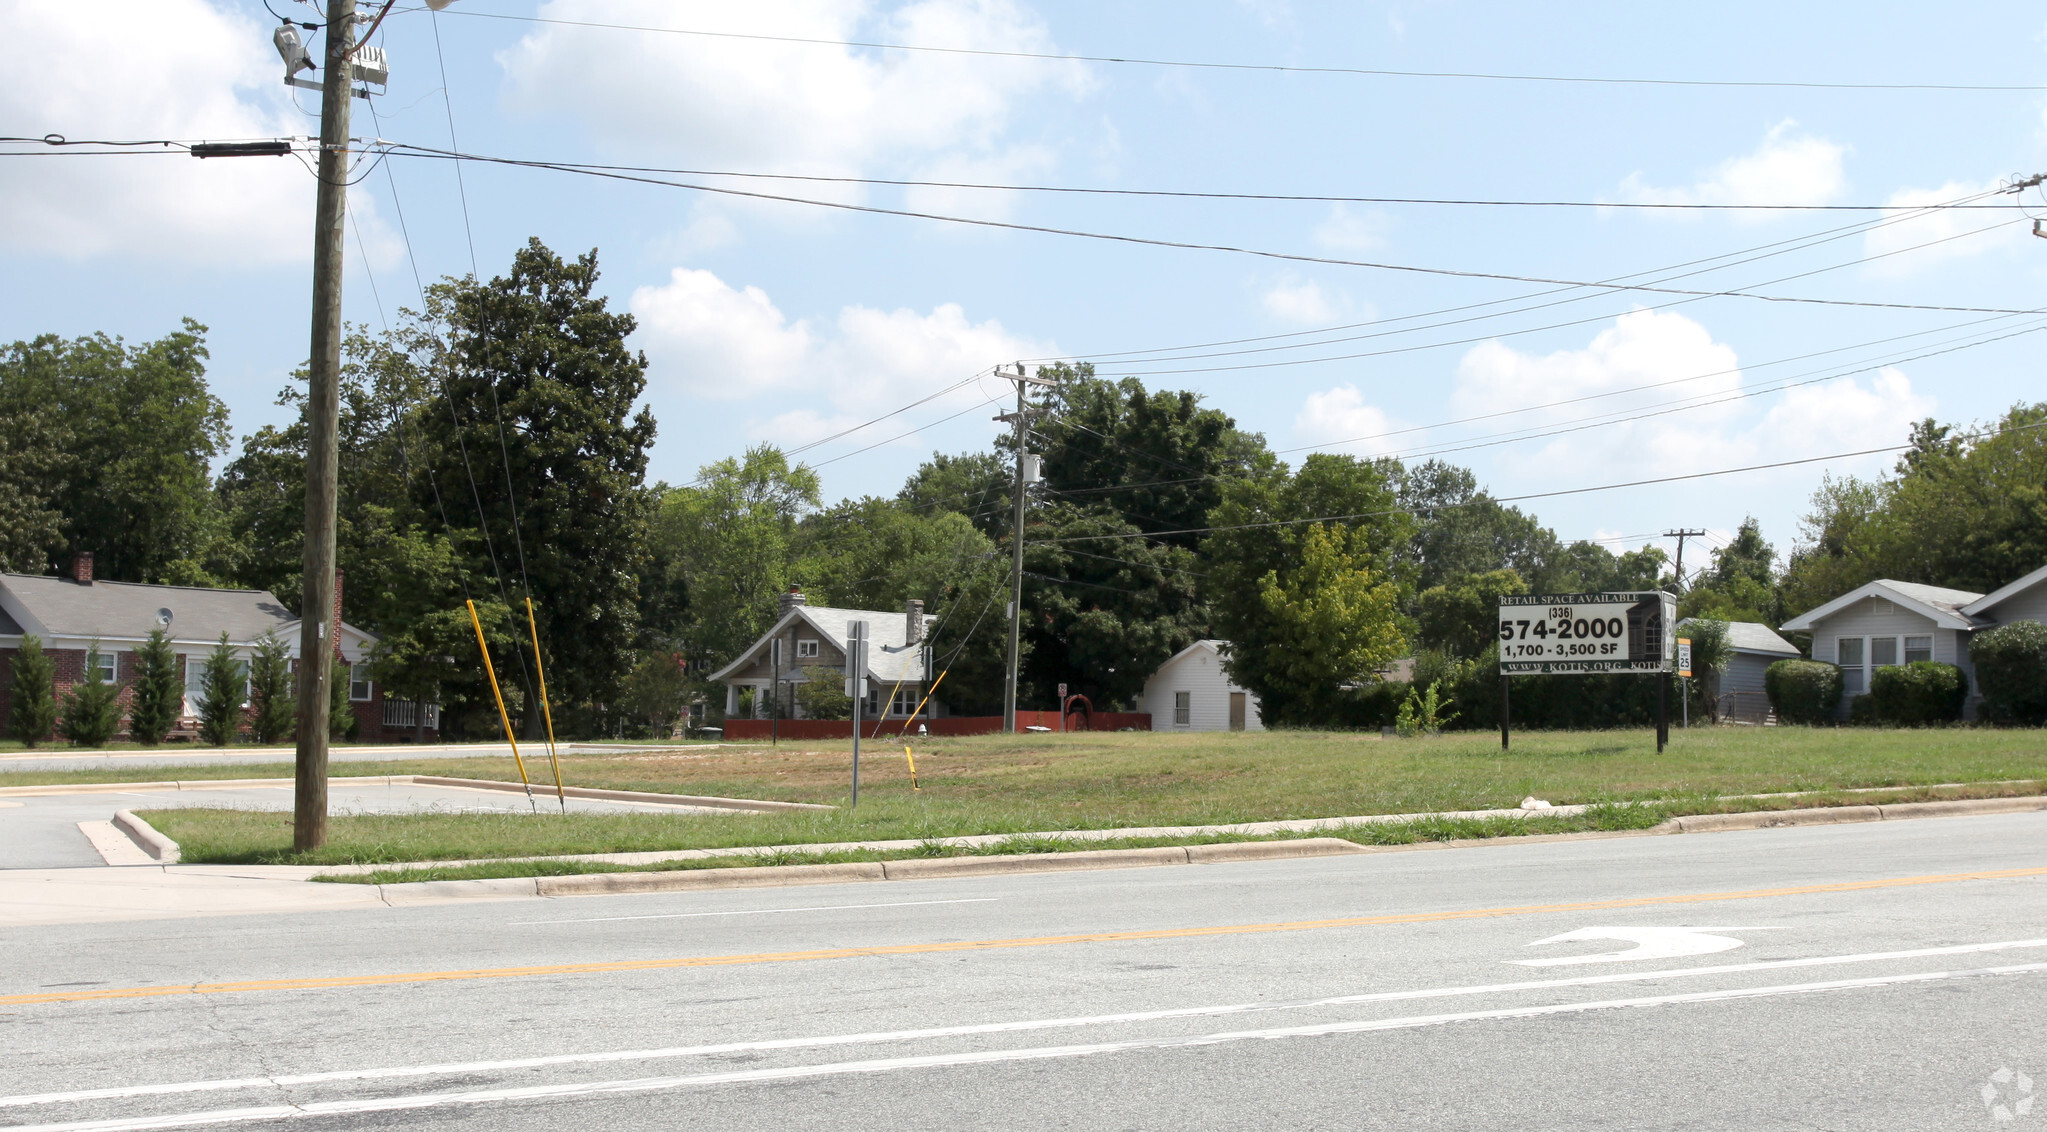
[1205,454,1412,724]
[792,666,853,720]
[1397,460,1560,593]
[0,408,66,573]
[648,445,820,671]
[196,633,244,747]
[247,633,294,744]
[329,660,359,740]
[1416,568,1528,658]
[59,643,121,747]
[898,450,1011,541]
[619,650,691,737]
[8,635,56,746]
[424,240,656,729]
[0,320,229,581]
[127,627,183,746]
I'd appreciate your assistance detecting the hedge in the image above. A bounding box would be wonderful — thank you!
[1971,620,2047,724]
[1766,659,1843,724]
[1868,661,1967,724]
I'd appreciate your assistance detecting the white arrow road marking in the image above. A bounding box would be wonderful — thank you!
[1514,926,1783,966]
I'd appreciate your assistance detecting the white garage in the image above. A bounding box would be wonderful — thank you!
[1139,640,1263,731]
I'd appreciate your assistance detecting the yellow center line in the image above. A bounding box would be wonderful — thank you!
[9,865,2044,1007]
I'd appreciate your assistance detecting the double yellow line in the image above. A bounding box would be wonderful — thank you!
[9,865,2044,1007]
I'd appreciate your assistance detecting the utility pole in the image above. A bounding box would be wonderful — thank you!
[1662,528,1704,749]
[292,0,358,853]
[995,363,1056,733]
[1664,528,1706,596]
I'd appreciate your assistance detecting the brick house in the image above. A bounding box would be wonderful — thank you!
[0,554,438,744]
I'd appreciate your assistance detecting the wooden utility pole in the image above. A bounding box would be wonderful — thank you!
[995,363,1057,734]
[293,0,357,852]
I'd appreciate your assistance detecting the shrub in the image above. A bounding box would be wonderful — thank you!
[1848,693,1876,725]
[1766,659,1842,724]
[328,662,360,740]
[8,634,57,746]
[1395,680,1457,736]
[197,633,244,747]
[247,633,295,744]
[1972,620,2047,724]
[128,627,183,745]
[1868,660,1968,725]
[793,666,852,721]
[59,642,122,747]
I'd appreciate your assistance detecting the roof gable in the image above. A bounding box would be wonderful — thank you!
[1780,579,1983,632]
[1963,563,2047,618]
[707,604,933,683]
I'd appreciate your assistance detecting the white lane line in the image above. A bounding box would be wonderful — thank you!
[17,961,2047,1131]
[508,897,1000,926]
[8,936,2046,1113]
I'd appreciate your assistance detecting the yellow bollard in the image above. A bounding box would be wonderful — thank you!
[466,599,535,807]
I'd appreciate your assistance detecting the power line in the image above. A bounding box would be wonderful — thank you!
[383,142,2041,318]
[425,9,2047,93]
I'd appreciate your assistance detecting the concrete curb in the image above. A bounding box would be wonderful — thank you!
[364,838,1370,902]
[113,810,180,864]
[407,775,831,813]
[1664,795,2047,834]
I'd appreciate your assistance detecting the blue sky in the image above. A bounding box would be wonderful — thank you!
[6,1,2046,572]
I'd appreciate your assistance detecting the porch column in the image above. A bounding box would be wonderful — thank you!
[724,682,738,717]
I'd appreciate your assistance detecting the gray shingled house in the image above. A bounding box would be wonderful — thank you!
[709,586,940,721]
[1678,619,1801,723]
[0,554,433,742]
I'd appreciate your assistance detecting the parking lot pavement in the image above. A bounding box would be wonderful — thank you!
[0,740,732,773]
[0,780,736,869]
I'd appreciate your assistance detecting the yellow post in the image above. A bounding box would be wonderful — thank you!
[526,597,566,810]
[467,599,535,805]
[895,669,948,793]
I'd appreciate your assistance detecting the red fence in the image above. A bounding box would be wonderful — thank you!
[720,710,1150,741]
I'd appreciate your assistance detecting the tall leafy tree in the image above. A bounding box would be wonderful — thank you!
[423,240,657,725]
[1205,453,1413,724]
[128,628,183,746]
[0,321,229,581]
[1397,460,1560,593]
[1416,568,1528,658]
[60,643,120,748]
[8,635,56,746]
[0,408,66,573]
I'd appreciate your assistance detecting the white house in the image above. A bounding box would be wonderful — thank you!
[1779,564,2047,719]
[708,587,939,720]
[1139,640,1262,732]
[1680,619,1800,723]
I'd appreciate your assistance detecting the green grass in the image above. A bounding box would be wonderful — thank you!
[36,725,2045,867]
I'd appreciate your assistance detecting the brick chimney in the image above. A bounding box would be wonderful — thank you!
[68,552,93,584]
[331,570,345,662]
[779,584,806,618]
[904,598,925,645]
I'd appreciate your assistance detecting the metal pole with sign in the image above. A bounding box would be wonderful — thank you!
[1499,673,1510,751]
[770,638,782,746]
[846,621,868,806]
[1676,637,1693,729]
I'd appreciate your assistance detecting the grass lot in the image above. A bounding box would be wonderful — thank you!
[73,725,2045,867]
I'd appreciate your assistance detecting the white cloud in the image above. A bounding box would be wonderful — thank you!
[1292,385,1405,456]
[631,267,1052,447]
[1313,204,1389,251]
[0,0,395,264]
[1613,120,1847,214]
[1448,310,1932,484]
[500,0,1091,206]
[1262,279,1343,325]
[1861,179,2021,277]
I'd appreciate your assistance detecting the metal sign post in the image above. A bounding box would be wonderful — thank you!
[769,637,782,746]
[846,621,868,806]
[1676,637,1693,730]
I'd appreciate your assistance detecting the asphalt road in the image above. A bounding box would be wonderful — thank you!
[6,814,2047,1130]
[0,742,729,773]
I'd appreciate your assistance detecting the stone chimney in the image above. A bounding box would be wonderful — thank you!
[905,598,925,645]
[779,584,806,618]
[68,552,93,584]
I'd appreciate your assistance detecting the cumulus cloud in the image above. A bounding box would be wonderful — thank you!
[630,266,1052,448]
[1291,384,1405,457]
[1262,279,1345,325]
[0,0,396,264]
[1613,120,1847,214]
[1313,204,1389,251]
[1448,310,1931,483]
[500,0,1090,211]
[1861,179,2022,277]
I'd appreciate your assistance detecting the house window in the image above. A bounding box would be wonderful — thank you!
[891,686,919,716]
[1174,691,1191,727]
[1870,637,1898,668]
[1904,636,1932,665]
[92,651,116,682]
[1837,638,1865,695]
[864,686,882,718]
[185,655,250,709]
[796,638,820,659]
[347,664,372,702]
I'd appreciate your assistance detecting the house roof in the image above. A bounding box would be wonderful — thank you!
[1779,579,1984,633]
[708,604,934,684]
[1681,619,1800,656]
[1153,639,1226,671]
[0,572,376,652]
[1963,563,2047,619]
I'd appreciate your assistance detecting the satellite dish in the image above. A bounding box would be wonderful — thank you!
[157,608,173,630]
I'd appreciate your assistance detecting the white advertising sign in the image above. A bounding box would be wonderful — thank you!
[1497,592,1677,675]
